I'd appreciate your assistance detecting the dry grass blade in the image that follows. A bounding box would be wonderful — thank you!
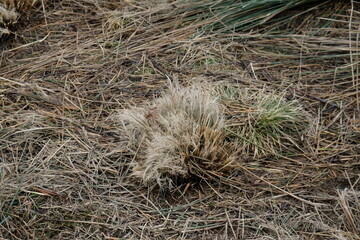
[337,189,360,235]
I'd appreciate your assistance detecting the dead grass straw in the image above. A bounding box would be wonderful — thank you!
[120,83,237,188]
[0,0,359,239]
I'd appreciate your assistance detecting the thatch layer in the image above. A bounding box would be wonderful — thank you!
[0,0,359,239]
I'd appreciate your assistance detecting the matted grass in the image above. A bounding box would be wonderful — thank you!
[0,0,359,239]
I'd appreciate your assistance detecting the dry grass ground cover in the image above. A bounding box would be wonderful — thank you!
[0,0,359,239]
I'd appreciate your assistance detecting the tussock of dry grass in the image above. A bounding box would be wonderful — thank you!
[120,83,236,187]
[0,0,39,37]
[0,6,17,34]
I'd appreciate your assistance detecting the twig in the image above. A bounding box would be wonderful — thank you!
[4,33,49,53]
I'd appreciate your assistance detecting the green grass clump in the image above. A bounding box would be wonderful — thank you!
[216,86,309,156]
[176,0,340,33]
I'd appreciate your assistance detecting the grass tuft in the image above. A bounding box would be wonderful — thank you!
[174,0,346,33]
[216,85,309,156]
[0,0,40,38]
[120,83,236,188]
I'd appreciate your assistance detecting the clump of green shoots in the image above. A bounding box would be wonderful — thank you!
[174,0,346,33]
[216,85,309,157]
